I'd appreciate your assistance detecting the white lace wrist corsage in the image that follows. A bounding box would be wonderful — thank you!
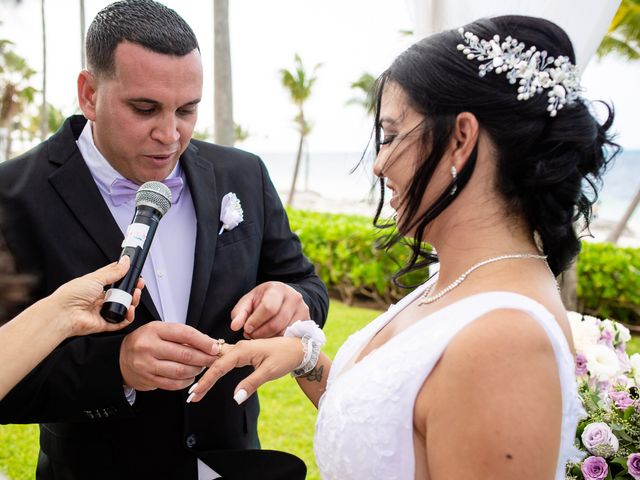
[284,320,326,378]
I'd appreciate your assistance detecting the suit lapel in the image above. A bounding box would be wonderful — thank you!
[181,143,219,328]
[47,116,160,320]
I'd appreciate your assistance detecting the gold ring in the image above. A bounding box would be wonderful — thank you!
[216,338,226,357]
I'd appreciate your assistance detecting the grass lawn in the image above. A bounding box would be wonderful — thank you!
[1,304,639,479]
[0,300,381,480]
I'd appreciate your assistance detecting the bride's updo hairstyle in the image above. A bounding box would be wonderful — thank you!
[374,15,618,280]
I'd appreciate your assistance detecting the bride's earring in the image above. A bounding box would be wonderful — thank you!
[450,165,458,196]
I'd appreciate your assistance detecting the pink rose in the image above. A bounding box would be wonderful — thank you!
[628,453,640,480]
[608,390,634,410]
[581,456,608,480]
[599,328,613,345]
[576,352,588,376]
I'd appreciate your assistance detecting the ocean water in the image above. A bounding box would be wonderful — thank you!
[595,149,640,233]
[258,149,640,234]
[260,150,379,203]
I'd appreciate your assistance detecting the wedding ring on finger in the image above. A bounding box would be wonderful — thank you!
[215,338,226,357]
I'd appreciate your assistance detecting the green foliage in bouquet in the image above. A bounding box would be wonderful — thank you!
[287,208,427,306]
[577,242,640,325]
[566,313,640,480]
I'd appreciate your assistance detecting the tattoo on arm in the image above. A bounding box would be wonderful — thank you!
[303,365,324,383]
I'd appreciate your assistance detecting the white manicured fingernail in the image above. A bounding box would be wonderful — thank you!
[186,392,196,403]
[188,382,198,395]
[233,389,248,405]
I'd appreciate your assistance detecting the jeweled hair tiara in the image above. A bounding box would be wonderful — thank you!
[456,28,582,117]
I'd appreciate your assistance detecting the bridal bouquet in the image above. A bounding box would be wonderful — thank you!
[566,312,640,480]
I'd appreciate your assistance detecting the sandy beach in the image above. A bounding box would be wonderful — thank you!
[283,189,640,248]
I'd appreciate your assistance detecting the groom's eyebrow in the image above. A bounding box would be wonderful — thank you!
[127,98,201,107]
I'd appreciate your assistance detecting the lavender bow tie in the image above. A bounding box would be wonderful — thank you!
[109,177,184,206]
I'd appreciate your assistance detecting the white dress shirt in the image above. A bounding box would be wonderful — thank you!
[77,121,220,480]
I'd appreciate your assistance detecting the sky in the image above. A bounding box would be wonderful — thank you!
[0,0,638,155]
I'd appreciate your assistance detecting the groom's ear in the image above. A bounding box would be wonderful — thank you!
[77,70,98,121]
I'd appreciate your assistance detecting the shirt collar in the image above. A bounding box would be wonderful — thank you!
[76,119,182,198]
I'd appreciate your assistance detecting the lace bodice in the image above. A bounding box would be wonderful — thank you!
[314,285,583,480]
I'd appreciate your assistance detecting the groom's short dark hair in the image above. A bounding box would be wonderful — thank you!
[86,0,199,77]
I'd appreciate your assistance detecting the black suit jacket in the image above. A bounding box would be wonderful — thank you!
[0,115,328,479]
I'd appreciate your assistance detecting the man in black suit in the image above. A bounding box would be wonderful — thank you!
[0,1,327,478]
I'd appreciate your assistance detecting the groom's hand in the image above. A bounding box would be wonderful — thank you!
[230,281,310,339]
[119,321,218,391]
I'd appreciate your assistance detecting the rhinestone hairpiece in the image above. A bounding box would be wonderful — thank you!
[456,28,581,117]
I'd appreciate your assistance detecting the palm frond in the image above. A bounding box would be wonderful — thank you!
[599,0,640,59]
[597,35,640,60]
[280,53,321,104]
[347,72,377,115]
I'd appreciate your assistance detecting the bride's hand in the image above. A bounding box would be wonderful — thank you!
[186,337,304,404]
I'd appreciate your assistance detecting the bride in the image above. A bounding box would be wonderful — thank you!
[189,15,617,479]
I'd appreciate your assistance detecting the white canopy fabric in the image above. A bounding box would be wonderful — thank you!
[409,0,621,69]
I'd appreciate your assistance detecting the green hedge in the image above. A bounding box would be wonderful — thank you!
[288,209,640,324]
[287,209,426,305]
[577,242,640,324]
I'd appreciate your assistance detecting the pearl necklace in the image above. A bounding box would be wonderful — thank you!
[417,253,548,306]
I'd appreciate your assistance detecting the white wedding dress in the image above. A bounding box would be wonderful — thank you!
[314,282,584,480]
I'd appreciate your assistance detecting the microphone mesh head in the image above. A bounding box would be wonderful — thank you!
[135,181,172,216]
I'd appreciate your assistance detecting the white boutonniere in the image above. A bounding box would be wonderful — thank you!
[219,192,243,235]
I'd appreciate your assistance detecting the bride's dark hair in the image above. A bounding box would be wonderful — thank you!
[373,14,619,280]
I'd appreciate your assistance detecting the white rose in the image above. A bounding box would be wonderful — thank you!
[568,313,601,353]
[567,311,583,323]
[630,353,640,386]
[583,344,621,381]
[582,315,601,323]
[581,422,620,458]
[615,323,631,343]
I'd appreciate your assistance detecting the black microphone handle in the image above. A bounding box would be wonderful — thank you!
[100,205,162,323]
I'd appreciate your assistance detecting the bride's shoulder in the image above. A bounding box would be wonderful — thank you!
[426,306,561,396]
[415,307,565,479]
[454,306,557,355]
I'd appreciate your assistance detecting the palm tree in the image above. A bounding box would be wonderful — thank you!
[39,0,47,141]
[80,0,86,69]
[606,188,640,243]
[234,123,249,144]
[347,72,377,116]
[561,0,640,307]
[2,0,48,143]
[599,0,640,244]
[280,53,321,206]
[0,39,37,161]
[213,0,234,146]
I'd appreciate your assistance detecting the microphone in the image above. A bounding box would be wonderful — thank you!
[100,181,172,323]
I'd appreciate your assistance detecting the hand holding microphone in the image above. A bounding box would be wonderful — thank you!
[101,181,172,323]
